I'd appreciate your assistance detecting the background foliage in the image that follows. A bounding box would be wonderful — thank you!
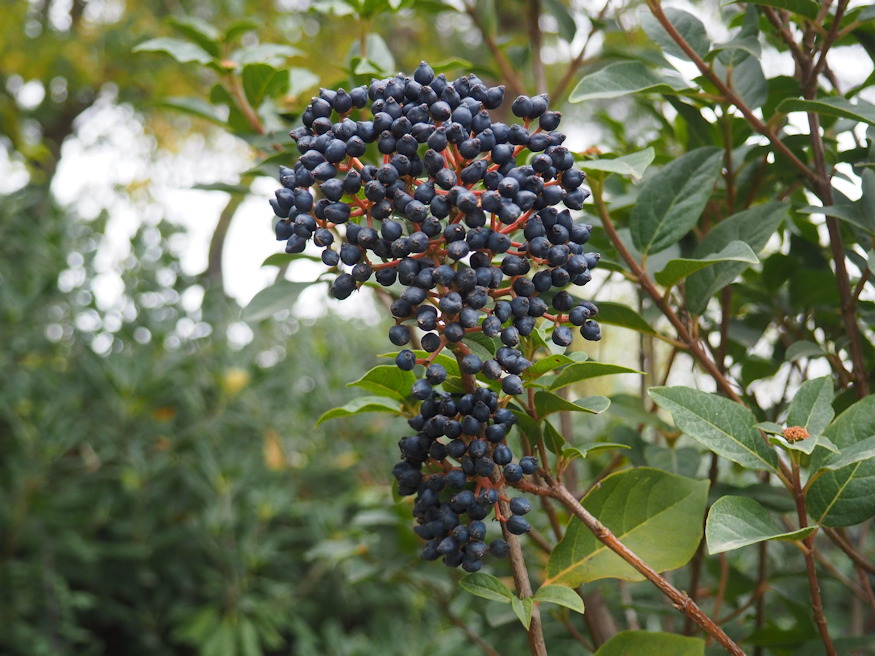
[2,0,874,655]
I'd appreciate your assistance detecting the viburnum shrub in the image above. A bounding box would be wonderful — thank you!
[135,1,875,652]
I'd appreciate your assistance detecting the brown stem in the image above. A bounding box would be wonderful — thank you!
[205,192,246,294]
[790,461,837,655]
[824,528,875,575]
[549,0,611,100]
[547,483,746,655]
[464,2,527,97]
[527,0,546,95]
[811,0,850,81]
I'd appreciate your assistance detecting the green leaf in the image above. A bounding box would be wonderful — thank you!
[580,148,655,181]
[640,8,710,61]
[544,0,577,42]
[523,353,584,381]
[241,280,311,321]
[133,38,214,64]
[818,435,875,471]
[706,496,816,554]
[237,617,261,656]
[593,301,658,336]
[260,252,322,268]
[546,468,708,585]
[543,420,566,454]
[230,43,302,67]
[167,16,221,57]
[459,572,514,603]
[744,0,820,21]
[511,596,534,629]
[347,365,415,401]
[534,391,611,418]
[686,202,787,314]
[630,147,723,255]
[785,341,826,361]
[799,203,874,234]
[786,376,834,437]
[569,62,691,102]
[593,630,705,656]
[157,97,228,125]
[564,442,632,462]
[649,386,779,471]
[549,362,642,391]
[510,408,542,445]
[768,433,839,455]
[807,395,875,526]
[534,585,585,614]
[654,241,758,287]
[777,96,875,126]
[348,33,395,74]
[242,63,284,108]
[715,54,767,109]
[314,396,403,426]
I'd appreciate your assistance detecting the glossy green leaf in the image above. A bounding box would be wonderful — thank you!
[594,631,705,656]
[549,362,642,391]
[706,496,816,554]
[544,0,577,42]
[767,433,839,455]
[818,435,875,471]
[807,396,875,526]
[570,62,690,102]
[231,43,302,66]
[261,252,321,267]
[786,376,834,437]
[510,408,542,445]
[241,280,311,321]
[630,147,723,255]
[785,341,826,361]
[167,16,221,57]
[511,595,534,629]
[563,442,632,462]
[799,203,874,234]
[242,63,284,107]
[592,301,658,336]
[157,97,228,125]
[580,148,655,181]
[640,8,710,61]
[379,351,461,378]
[744,0,821,21]
[347,365,415,401]
[459,572,514,603]
[654,240,758,287]
[715,54,767,109]
[534,392,611,418]
[650,386,779,471]
[315,396,403,426]
[686,202,787,314]
[543,420,566,454]
[237,618,260,656]
[546,468,708,585]
[534,585,585,614]
[523,353,584,381]
[133,37,214,64]
[348,33,395,74]
[777,96,875,125]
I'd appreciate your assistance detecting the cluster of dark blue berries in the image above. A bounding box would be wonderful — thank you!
[393,385,538,571]
[270,62,601,571]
